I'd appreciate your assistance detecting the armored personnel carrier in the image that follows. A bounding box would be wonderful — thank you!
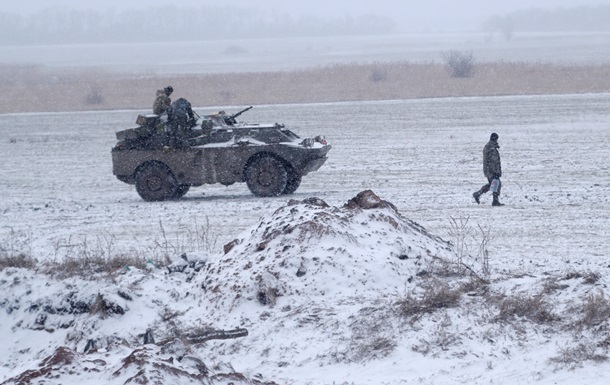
[111,106,331,201]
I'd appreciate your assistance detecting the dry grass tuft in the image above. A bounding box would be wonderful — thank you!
[495,293,560,324]
[576,291,610,328]
[395,280,462,320]
[0,253,37,270]
[549,343,608,369]
[44,255,163,279]
[346,305,397,362]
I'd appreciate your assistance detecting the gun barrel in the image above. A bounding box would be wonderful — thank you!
[230,106,253,120]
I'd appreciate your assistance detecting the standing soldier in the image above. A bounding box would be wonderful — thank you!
[473,132,504,206]
[153,86,173,115]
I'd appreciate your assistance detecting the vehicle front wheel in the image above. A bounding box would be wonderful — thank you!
[135,162,178,201]
[245,156,288,197]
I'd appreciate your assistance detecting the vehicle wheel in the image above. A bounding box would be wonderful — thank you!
[282,168,302,194]
[135,162,178,201]
[173,185,190,199]
[245,156,288,197]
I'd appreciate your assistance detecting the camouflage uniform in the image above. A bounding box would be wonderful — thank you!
[483,139,502,180]
[473,133,504,206]
[167,98,198,147]
[153,89,171,115]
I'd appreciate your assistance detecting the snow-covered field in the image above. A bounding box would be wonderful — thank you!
[1,93,610,384]
[2,93,609,269]
[3,32,610,73]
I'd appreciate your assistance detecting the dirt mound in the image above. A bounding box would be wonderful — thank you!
[201,190,456,311]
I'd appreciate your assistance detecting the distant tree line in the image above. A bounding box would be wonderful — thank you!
[0,6,395,45]
[482,5,610,38]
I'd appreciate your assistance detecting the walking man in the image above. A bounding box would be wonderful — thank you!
[473,132,504,206]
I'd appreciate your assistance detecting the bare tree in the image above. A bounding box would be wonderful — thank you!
[442,50,475,78]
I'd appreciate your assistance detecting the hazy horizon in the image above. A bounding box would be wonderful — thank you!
[7,0,610,32]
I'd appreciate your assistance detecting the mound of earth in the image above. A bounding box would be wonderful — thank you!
[1,190,467,385]
[199,190,458,312]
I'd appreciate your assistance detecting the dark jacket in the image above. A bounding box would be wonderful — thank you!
[153,90,171,115]
[167,98,196,132]
[483,139,501,180]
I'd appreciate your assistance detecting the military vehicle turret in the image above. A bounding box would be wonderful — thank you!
[111,106,331,201]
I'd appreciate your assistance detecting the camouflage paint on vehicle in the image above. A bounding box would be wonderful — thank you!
[111,108,331,201]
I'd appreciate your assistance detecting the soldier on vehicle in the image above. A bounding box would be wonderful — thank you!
[153,86,173,115]
[166,97,198,147]
[473,132,504,207]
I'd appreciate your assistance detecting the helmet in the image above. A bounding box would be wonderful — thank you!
[164,86,173,95]
[490,133,499,141]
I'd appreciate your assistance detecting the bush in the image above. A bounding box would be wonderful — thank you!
[442,50,475,78]
[395,280,462,319]
[496,293,559,324]
[369,66,387,82]
[0,253,37,270]
[549,343,607,369]
[578,291,610,327]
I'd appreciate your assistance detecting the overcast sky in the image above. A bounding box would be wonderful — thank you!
[7,0,610,31]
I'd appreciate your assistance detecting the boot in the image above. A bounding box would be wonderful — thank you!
[492,193,504,207]
[473,191,481,204]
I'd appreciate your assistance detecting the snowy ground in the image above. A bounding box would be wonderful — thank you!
[1,93,610,384]
[2,93,609,271]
